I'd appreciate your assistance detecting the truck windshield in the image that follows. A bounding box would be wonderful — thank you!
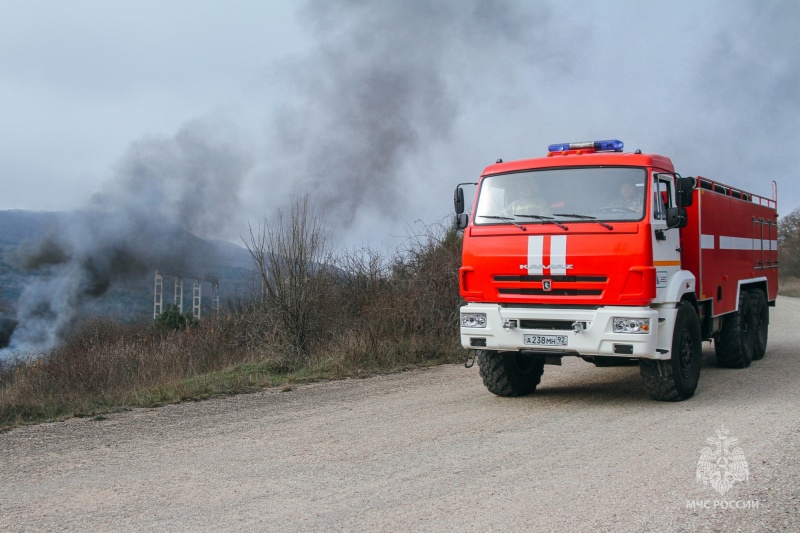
[474,167,647,225]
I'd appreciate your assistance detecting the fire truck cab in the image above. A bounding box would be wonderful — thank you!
[455,140,778,401]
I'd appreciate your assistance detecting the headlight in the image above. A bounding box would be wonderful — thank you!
[461,313,487,328]
[613,317,650,334]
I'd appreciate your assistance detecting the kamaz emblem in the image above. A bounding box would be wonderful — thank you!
[542,280,552,291]
[519,264,573,270]
[525,235,570,275]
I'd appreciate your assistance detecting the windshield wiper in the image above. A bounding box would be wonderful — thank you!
[479,215,526,231]
[515,214,568,231]
[554,213,613,230]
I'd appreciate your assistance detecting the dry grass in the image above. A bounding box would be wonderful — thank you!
[778,276,800,298]
[0,317,462,429]
[0,220,465,430]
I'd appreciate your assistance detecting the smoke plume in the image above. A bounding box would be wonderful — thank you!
[3,116,252,355]
[267,0,558,230]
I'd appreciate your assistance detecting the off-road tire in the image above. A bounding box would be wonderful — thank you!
[715,289,755,368]
[477,350,545,397]
[750,289,769,361]
[640,301,701,401]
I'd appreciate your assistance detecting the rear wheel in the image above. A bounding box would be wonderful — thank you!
[477,350,545,397]
[750,289,769,361]
[715,289,755,368]
[640,301,701,401]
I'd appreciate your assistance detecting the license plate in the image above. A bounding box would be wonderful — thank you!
[523,334,568,347]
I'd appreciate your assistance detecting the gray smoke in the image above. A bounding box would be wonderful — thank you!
[4,115,252,354]
[662,0,800,191]
[4,1,565,355]
[268,0,561,230]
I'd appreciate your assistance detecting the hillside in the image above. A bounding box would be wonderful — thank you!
[0,210,255,324]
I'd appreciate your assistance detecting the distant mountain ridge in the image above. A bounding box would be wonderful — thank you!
[0,209,255,323]
[0,210,64,245]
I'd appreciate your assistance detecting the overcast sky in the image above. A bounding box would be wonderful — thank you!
[1,0,798,250]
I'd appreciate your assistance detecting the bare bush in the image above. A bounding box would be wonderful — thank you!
[243,196,335,357]
[390,220,463,338]
[331,246,393,354]
[321,219,463,366]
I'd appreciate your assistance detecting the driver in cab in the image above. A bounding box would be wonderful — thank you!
[503,180,552,217]
[617,181,643,211]
[600,180,644,216]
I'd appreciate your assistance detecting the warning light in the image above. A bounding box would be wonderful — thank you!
[548,139,624,153]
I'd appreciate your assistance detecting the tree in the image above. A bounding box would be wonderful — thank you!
[778,207,800,278]
[243,196,333,356]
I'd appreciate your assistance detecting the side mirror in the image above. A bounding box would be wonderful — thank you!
[454,187,465,214]
[456,213,469,230]
[677,176,696,207]
[666,207,688,229]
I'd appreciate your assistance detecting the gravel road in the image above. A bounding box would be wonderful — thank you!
[2,297,799,532]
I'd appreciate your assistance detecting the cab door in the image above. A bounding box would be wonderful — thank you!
[651,174,681,302]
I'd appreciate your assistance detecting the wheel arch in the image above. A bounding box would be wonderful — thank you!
[737,277,769,305]
[664,270,697,306]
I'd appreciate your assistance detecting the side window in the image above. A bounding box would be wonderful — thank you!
[653,179,672,220]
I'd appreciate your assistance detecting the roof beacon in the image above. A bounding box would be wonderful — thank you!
[547,139,624,154]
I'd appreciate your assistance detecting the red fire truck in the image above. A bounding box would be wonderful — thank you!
[454,139,778,401]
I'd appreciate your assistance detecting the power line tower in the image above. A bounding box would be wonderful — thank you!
[153,270,220,320]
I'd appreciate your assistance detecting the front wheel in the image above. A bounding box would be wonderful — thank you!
[640,301,701,401]
[477,350,545,397]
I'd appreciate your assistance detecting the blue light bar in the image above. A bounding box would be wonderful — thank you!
[548,139,624,153]
[548,142,575,152]
[594,139,624,152]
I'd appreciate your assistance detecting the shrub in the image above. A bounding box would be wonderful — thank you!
[154,303,198,332]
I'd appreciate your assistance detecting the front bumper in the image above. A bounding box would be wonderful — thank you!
[460,303,676,360]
